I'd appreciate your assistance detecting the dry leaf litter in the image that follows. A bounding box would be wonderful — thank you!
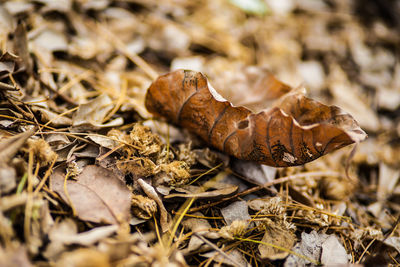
[0,0,399,266]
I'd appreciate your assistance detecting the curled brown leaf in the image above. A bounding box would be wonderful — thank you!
[145,70,367,167]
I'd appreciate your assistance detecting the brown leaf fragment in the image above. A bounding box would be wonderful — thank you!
[181,212,219,253]
[258,219,296,260]
[285,230,349,266]
[145,70,367,167]
[221,200,252,226]
[31,106,72,127]
[50,165,131,224]
[182,212,219,239]
[72,94,123,130]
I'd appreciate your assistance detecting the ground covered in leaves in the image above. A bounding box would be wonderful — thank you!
[0,0,399,266]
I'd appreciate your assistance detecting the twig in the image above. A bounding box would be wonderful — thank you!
[194,233,243,267]
[34,155,58,195]
[189,171,341,213]
[357,238,376,263]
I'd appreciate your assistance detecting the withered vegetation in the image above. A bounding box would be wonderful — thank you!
[0,0,399,266]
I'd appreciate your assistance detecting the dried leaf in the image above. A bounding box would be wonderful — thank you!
[258,219,296,260]
[43,218,77,260]
[221,201,251,226]
[182,212,219,253]
[50,165,131,224]
[181,212,219,239]
[59,224,118,246]
[231,158,276,186]
[32,28,68,52]
[72,94,123,130]
[320,235,350,265]
[31,106,72,127]
[384,236,400,254]
[145,70,366,167]
[284,230,348,266]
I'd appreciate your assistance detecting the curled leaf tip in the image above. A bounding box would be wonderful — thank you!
[145,69,367,167]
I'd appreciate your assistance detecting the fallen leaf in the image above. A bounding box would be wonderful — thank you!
[31,106,72,127]
[145,70,366,167]
[181,212,219,252]
[72,94,123,130]
[221,201,251,226]
[258,219,296,260]
[231,158,276,186]
[181,212,219,239]
[284,230,349,266]
[384,236,400,254]
[50,165,131,224]
[320,235,350,265]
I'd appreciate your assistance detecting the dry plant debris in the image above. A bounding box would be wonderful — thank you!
[0,0,399,266]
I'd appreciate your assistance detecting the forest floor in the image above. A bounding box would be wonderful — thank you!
[0,0,399,266]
